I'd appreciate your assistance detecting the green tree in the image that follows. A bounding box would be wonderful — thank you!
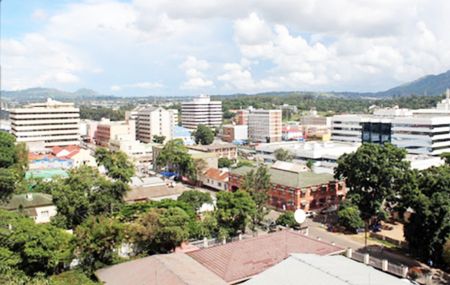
[178,190,212,212]
[156,139,195,178]
[443,238,450,267]
[152,135,166,144]
[440,152,450,165]
[337,203,365,232]
[193,124,214,145]
[51,166,129,229]
[403,165,450,265]
[334,143,410,246]
[0,168,16,202]
[129,207,191,254]
[215,191,256,236]
[0,132,18,168]
[74,215,124,273]
[95,148,135,183]
[218,157,233,168]
[306,159,314,170]
[276,211,297,228]
[0,210,73,277]
[241,165,271,228]
[274,148,293,162]
[235,159,254,168]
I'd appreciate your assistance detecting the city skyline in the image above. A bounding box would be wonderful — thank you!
[2,0,450,97]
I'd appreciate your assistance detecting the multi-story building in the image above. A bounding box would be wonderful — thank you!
[235,109,249,125]
[229,161,346,211]
[95,118,135,147]
[248,109,282,143]
[110,136,154,172]
[136,106,174,143]
[222,124,248,143]
[10,98,80,148]
[187,142,238,160]
[181,95,222,129]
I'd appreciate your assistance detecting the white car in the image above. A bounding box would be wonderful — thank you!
[305,211,317,218]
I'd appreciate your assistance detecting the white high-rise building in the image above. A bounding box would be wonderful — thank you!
[10,99,80,148]
[181,95,222,129]
[248,109,282,143]
[137,106,174,143]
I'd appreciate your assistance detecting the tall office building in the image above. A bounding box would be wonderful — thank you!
[10,98,80,148]
[181,95,222,129]
[136,106,174,143]
[248,109,282,143]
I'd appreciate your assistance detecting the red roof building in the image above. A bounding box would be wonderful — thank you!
[187,230,343,284]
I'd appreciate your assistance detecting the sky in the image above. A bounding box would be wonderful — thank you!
[2,0,450,97]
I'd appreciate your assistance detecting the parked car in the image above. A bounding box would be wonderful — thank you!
[305,211,317,218]
[320,205,338,214]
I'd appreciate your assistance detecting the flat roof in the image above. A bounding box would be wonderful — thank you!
[0,193,53,210]
[96,253,227,285]
[187,230,343,284]
[231,166,335,188]
[245,254,413,285]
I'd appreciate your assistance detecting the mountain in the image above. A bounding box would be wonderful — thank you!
[373,70,450,97]
[1,87,116,103]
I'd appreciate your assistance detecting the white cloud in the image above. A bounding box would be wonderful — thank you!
[180,56,214,89]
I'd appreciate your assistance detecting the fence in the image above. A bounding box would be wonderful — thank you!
[370,232,408,248]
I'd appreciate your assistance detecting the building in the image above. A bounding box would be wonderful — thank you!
[125,176,188,202]
[248,109,282,143]
[229,161,346,211]
[10,98,80,148]
[109,137,154,171]
[181,95,222,129]
[173,126,195,145]
[51,145,96,168]
[95,118,136,147]
[202,168,229,191]
[152,145,219,172]
[331,114,393,144]
[187,142,237,159]
[136,106,174,143]
[187,230,343,284]
[282,124,303,141]
[301,110,331,140]
[245,254,413,285]
[222,125,248,143]
[255,141,360,170]
[235,109,249,125]
[0,193,57,224]
[96,253,227,285]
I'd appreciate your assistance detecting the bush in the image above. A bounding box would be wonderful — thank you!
[337,204,364,233]
[276,211,298,228]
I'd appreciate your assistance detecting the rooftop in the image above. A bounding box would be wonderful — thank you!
[125,183,187,202]
[96,253,227,285]
[25,168,68,180]
[203,168,229,181]
[245,254,413,285]
[0,193,53,210]
[231,165,335,188]
[187,230,343,284]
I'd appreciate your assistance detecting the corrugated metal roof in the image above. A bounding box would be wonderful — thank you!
[245,254,413,285]
[0,193,53,210]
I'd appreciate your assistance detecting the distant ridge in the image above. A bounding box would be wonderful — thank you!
[1,88,115,103]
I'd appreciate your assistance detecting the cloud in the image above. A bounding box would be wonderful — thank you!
[180,56,214,89]
[110,82,164,91]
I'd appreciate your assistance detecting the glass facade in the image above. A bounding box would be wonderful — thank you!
[361,122,392,144]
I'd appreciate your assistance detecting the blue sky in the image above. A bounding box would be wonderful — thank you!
[2,0,450,96]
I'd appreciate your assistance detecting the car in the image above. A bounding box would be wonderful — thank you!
[320,205,338,214]
[305,211,317,218]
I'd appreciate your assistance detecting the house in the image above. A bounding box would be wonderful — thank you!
[187,142,237,160]
[229,161,346,211]
[51,145,96,167]
[187,230,343,284]
[125,176,188,202]
[245,254,413,285]
[202,168,229,191]
[96,253,227,285]
[0,193,57,224]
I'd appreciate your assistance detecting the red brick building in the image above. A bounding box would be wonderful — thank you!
[229,161,346,211]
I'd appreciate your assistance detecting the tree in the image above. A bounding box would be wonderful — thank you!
[334,143,410,246]
[306,159,314,170]
[156,139,195,178]
[215,191,256,236]
[236,159,254,168]
[193,124,214,145]
[129,207,191,254]
[0,210,73,277]
[0,132,18,168]
[443,238,450,267]
[0,168,16,202]
[274,148,293,162]
[74,216,124,273]
[337,203,364,233]
[240,165,271,227]
[403,165,450,265]
[276,211,297,228]
[178,190,212,212]
[51,166,129,229]
[218,157,233,168]
[94,148,135,183]
[152,135,166,144]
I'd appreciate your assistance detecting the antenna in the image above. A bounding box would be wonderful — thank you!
[294,209,306,224]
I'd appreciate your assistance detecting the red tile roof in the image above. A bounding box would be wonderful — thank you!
[51,145,80,158]
[203,168,229,182]
[187,230,343,284]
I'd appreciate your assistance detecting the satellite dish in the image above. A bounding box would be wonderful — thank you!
[294,209,306,224]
